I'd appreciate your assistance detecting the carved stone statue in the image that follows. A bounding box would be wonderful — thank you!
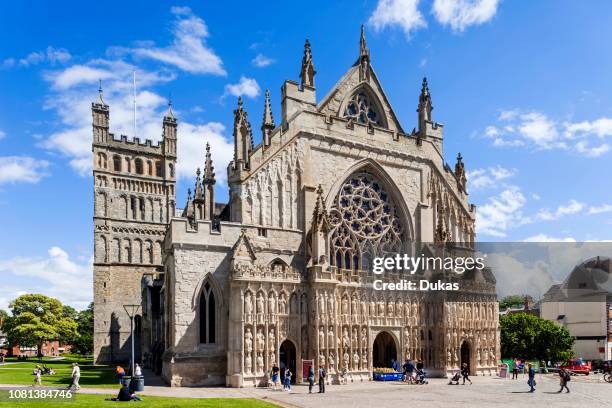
[256,328,265,351]
[256,292,264,314]
[256,352,264,373]
[319,354,326,366]
[351,297,358,315]
[342,327,350,348]
[268,295,276,315]
[328,327,334,347]
[353,351,360,368]
[319,295,325,314]
[477,349,482,366]
[342,296,348,315]
[270,351,276,365]
[351,327,358,349]
[279,295,287,314]
[343,351,350,369]
[319,326,325,348]
[245,292,253,316]
[244,327,253,353]
[268,328,275,350]
[361,327,367,348]
[245,352,252,373]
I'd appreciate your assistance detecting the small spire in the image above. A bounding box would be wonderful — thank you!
[417,77,433,126]
[262,90,274,127]
[300,39,316,88]
[187,188,192,202]
[237,96,244,110]
[358,25,370,82]
[359,24,369,58]
[165,99,175,120]
[261,89,275,147]
[97,79,106,105]
[203,142,216,185]
[455,152,467,192]
[194,168,203,199]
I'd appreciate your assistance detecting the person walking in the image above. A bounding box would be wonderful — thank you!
[33,368,42,387]
[527,363,536,392]
[557,368,570,393]
[271,364,280,390]
[405,360,415,383]
[307,366,315,393]
[461,363,472,385]
[71,362,81,390]
[283,367,292,391]
[116,365,125,385]
[512,359,518,380]
[318,365,326,393]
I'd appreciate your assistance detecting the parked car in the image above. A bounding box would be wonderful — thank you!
[560,358,592,375]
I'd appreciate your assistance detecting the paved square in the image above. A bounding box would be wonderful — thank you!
[250,374,612,408]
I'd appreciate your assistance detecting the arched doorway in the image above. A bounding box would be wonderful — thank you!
[460,341,471,373]
[372,331,397,368]
[279,340,296,384]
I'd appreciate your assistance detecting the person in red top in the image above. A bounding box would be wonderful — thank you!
[116,365,126,385]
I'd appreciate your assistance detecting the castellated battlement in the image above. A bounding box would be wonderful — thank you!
[102,134,165,157]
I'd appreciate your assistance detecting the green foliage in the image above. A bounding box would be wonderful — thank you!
[62,305,78,321]
[71,302,94,355]
[4,294,77,353]
[500,313,575,362]
[499,295,525,311]
[0,309,8,329]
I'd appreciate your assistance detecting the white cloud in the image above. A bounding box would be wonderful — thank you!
[252,53,275,68]
[0,247,92,310]
[523,234,576,242]
[368,0,427,37]
[588,204,612,215]
[536,199,585,221]
[467,165,516,190]
[176,122,233,186]
[482,109,612,155]
[2,46,72,69]
[476,186,527,237]
[432,0,500,32]
[0,156,50,185]
[46,65,114,90]
[0,130,5,141]
[223,76,261,99]
[132,7,225,75]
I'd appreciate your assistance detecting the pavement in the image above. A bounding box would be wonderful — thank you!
[1,372,610,407]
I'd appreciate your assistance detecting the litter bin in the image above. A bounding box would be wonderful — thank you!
[122,376,131,389]
[132,376,145,392]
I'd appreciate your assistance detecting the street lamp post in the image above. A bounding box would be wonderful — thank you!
[123,304,140,383]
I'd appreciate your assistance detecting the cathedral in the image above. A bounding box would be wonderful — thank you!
[92,27,499,387]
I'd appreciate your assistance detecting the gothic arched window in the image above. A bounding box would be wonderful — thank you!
[344,91,382,126]
[199,282,216,344]
[328,171,404,271]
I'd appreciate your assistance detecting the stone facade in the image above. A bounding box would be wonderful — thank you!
[158,28,499,388]
[93,27,500,385]
[92,88,177,363]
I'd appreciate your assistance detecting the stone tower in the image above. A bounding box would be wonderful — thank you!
[92,87,177,363]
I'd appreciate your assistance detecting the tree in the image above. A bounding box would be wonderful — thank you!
[4,294,77,356]
[62,305,78,321]
[70,303,94,356]
[499,295,525,311]
[0,309,8,329]
[500,313,575,363]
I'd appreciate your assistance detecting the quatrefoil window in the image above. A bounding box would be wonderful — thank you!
[344,92,381,126]
[328,172,404,271]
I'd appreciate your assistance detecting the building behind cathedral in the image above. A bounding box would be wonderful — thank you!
[93,27,500,387]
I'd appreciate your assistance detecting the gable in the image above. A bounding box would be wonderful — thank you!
[317,63,405,133]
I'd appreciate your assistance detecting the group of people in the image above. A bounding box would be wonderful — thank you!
[398,358,427,384]
[269,364,293,391]
[525,362,571,393]
[31,362,79,390]
[306,365,327,393]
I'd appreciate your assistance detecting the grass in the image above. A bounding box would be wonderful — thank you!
[0,356,116,388]
[0,394,278,407]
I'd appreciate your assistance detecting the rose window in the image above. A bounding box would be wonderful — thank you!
[328,172,404,271]
[344,92,381,126]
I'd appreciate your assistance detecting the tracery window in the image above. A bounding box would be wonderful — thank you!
[344,91,382,126]
[199,281,216,344]
[328,171,404,271]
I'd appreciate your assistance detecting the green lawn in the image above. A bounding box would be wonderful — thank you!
[0,356,116,388]
[0,394,277,407]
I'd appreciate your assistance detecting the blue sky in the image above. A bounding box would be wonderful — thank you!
[1,0,612,309]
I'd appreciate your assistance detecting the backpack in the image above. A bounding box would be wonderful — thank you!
[564,372,571,381]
